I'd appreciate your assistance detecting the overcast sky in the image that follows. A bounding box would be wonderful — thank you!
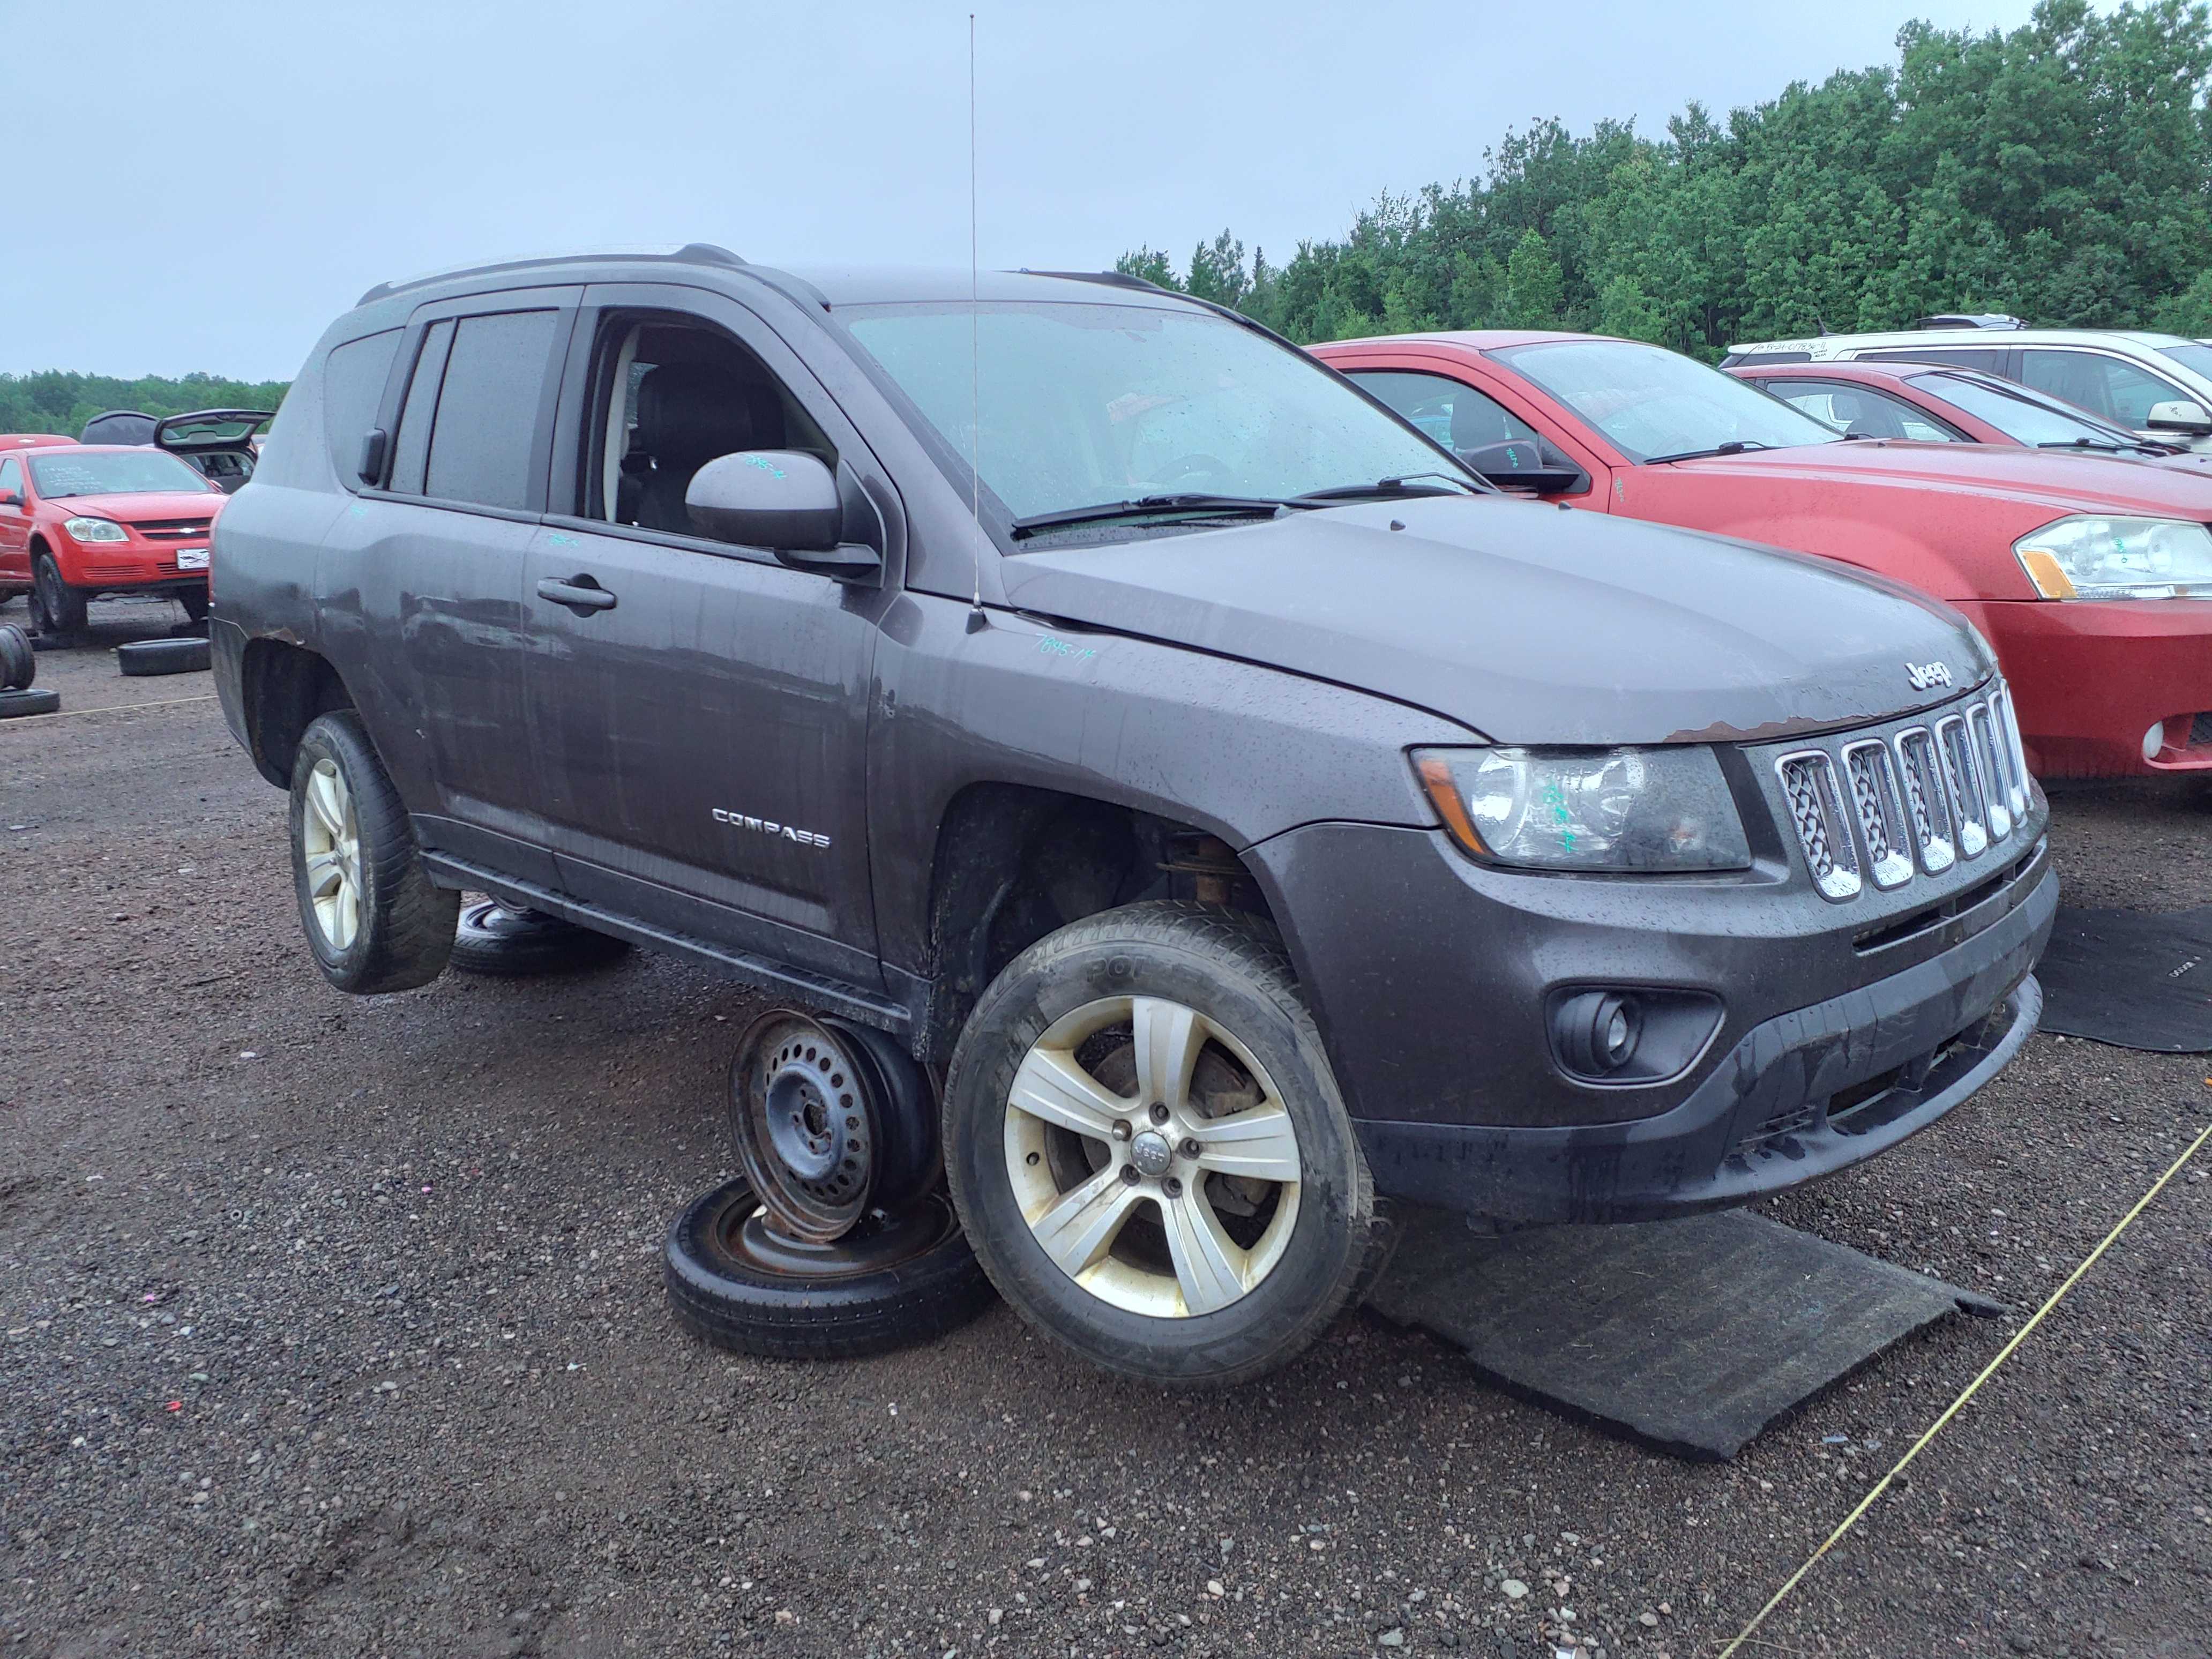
[8,0,2041,383]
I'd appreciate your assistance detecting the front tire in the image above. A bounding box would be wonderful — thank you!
[942,900,1388,1387]
[29,554,87,639]
[288,711,457,994]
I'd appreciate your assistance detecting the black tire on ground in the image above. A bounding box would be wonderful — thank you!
[116,637,212,677]
[0,687,59,719]
[664,1178,997,1361]
[941,899,1393,1388]
[177,589,210,624]
[288,711,458,995]
[449,898,631,976]
[29,554,88,639]
[0,624,33,690]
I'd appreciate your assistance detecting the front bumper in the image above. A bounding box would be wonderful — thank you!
[1353,863,2051,1225]
[1957,596,2212,777]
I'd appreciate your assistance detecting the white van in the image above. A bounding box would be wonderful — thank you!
[1722,326,2212,452]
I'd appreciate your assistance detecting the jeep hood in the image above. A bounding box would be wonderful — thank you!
[998,496,1992,746]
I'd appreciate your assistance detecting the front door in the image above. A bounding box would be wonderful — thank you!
[0,456,27,586]
[521,284,892,988]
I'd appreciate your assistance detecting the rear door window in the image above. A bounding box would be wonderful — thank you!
[2018,349,2186,429]
[321,328,403,488]
[1858,347,2012,374]
[422,310,564,510]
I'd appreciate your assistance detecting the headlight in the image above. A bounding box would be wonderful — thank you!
[63,515,129,544]
[1413,746,1752,872]
[2013,515,2212,599]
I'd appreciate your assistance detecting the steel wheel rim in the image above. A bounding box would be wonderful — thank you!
[1004,995,1303,1319]
[301,758,363,952]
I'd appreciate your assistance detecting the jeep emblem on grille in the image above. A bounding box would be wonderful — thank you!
[1905,660,1952,690]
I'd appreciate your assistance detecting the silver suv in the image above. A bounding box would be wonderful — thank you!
[1723,326,2212,452]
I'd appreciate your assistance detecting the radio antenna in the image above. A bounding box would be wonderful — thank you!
[965,11,988,633]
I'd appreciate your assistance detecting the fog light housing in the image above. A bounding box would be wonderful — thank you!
[1546,986,1725,1086]
[2144,721,2166,763]
[1554,991,1642,1077]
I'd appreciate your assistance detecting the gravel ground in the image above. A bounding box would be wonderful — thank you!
[3,596,2208,1659]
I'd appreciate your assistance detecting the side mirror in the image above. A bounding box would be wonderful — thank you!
[686,450,882,579]
[357,428,389,486]
[2145,399,2212,436]
[0,490,20,508]
[1456,438,1586,496]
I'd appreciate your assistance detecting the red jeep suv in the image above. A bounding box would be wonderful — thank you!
[0,444,226,634]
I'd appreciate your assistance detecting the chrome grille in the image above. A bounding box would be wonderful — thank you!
[1967,704,2013,841]
[1773,682,2034,902]
[1840,740,1914,889]
[1990,687,2030,818]
[1777,751,1862,900]
[1892,728,1956,874]
[1934,714,1990,860]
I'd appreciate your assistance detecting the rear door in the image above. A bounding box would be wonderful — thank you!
[519,282,893,986]
[319,289,579,886]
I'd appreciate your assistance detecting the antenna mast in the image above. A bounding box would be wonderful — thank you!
[965,12,988,632]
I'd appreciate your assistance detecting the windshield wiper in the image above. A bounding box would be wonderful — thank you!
[1009,494,1303,539]
[1291,471,1486,503]
[2036,437,2148,455]
[1644,439,1775,464]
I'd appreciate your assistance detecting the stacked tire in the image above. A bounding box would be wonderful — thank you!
[0,624,56,718]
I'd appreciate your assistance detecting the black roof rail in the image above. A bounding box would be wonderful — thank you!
[1018,268,1174,295]
[355,242,746,307]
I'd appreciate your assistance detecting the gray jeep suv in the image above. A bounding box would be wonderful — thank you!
[212,245,2054,1385]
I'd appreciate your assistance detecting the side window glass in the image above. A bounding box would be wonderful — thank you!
[0,457,20,499]
[587,313,834,534]
[389,319,455,495]
[1350,369,1542,451]
[1860,347,2008,374]
[321,328,403,489]
[1780,381,1958,442]
[423,311,562,510]
[2020,350,2179,429]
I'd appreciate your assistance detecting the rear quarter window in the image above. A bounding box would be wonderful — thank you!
[320,329,403,490]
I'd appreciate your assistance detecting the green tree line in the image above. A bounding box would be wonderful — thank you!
[0,370,288,440]
[1120,0,2212,356]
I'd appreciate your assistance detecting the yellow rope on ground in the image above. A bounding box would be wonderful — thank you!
[0,693,217,723]
[1716,1116,2212,1658]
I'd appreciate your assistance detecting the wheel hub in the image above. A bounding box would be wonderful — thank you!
[1129,1129,1175,1178]
[729,1011,886,1245]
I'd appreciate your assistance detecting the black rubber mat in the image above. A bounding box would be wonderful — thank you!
[1366,1207,2004,1461]
[2035,906,2212,1053]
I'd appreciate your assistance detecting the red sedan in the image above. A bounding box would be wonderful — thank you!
[1729,359,2212,479]
[0,444,225,633]
[1313,332,2212,779]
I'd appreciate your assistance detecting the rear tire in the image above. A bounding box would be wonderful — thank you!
[664,1178,996,1360]
[29,554,87,640]
[288,711,457,995]
[941,900,1389,1388]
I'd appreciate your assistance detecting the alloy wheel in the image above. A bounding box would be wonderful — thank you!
[1003,995,1303,1318]
[300,757,363,952]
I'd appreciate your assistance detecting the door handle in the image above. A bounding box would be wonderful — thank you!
[536,574,617,616]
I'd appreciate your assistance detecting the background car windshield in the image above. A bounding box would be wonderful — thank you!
[843,300,1464,520]
[1497,339,1841,462]
[28,449,215,497]
[1917,372,2144,447]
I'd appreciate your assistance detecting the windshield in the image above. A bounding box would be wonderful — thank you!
[1495,339,1842,462]
[1916,372,2147,449]
[29,449,217,498]
[842,300,1468,522]
[2157,342,2212,384]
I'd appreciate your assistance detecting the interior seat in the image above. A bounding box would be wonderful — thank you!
[625,363,785,533]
